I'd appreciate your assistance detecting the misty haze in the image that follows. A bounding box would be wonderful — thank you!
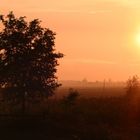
[1,1,140,140]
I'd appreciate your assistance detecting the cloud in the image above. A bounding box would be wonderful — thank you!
[127,60,140,66]
[26,8,112,15]
[89,10,112,14]
[65,58,116,65]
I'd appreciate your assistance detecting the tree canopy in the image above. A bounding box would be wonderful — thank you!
[126,75,140,98]
[0,12,63,103]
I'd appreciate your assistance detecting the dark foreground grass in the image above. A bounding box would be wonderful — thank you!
[0,97,140,140]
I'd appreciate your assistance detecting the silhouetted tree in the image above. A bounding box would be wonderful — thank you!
[126,75,140,98]
[0,12,63,114]
[62,88,79,110]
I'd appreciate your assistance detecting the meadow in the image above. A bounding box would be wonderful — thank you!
[54,85,126,98]
[0,85,140,140]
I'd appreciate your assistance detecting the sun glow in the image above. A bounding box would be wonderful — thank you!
[135,33,140,46]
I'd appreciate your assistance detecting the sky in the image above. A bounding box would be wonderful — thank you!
[1,0,140,81]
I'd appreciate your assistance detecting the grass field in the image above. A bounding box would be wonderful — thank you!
[0,85,140,140]
[54,85,126,99]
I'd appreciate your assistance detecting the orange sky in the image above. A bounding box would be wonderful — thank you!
[1,0,140,81]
